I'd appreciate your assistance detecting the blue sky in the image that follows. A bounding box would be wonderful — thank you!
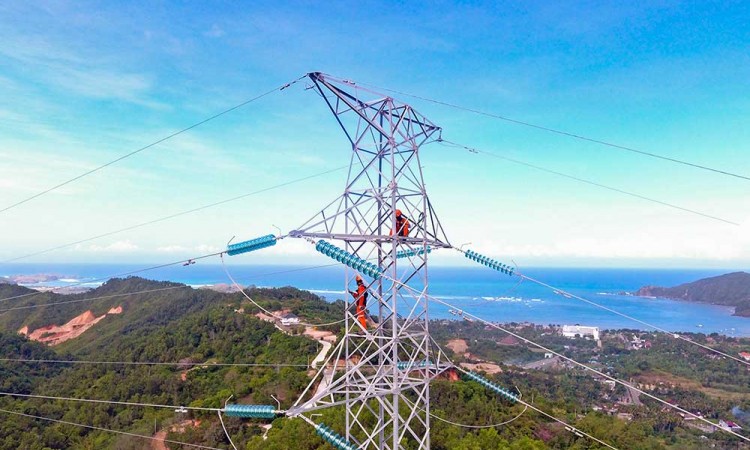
[0,1,748,268]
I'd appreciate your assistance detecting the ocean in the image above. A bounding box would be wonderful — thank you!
[2,263,748,337]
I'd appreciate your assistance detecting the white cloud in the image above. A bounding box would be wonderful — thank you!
[271,239,318,256]
[157,244,221,254]
[195,244,221,253]
[79,240,139,253]
[475,212,750,263]
[156,245,188,253]
[51,67,153,103]
[0,23,158,105]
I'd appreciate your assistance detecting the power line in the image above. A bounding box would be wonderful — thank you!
[248,242,750,434]
[349,76,750,182]
[0,407,222,450]
[0,285,188,313]
[395,347,533,430]
[423,291,750,443]
[0,75,307,215]
[0,358,308,367]
[16,249,742,385]
[221,255,347,327]
[1,165,347,264]
[407,377,618,450]
[487,396,615,448]
[0,263,339,312]
[428,402,528,430]
[517,272,750,368]
[0,391,221,412]
[440,139,739,226]
[426,338,614,446]
[11,237,743,419]
[451,245,750,369]
[221,254,274,316]
[6,275,597,447]
[218,410,239,450]
[0,251,223,305]
[0,249,339,306]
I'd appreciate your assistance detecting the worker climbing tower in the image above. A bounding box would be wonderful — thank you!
[286,73,453,449]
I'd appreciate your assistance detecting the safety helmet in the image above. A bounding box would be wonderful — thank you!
[395,209,402,217]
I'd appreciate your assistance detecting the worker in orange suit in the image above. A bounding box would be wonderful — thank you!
[389,209,410,237]
[348,275,369,329]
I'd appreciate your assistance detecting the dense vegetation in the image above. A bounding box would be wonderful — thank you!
[434,321,750,449]
[0,333,67,393]
[0,279,335,449]
[0,278,749,449]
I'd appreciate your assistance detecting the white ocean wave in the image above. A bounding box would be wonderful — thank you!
[481,296,523,302]
[432,295,474,301]
[309,289,347,295]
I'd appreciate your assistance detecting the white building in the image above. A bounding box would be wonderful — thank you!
[719,420,742,432]
[562,325,600,341]
[280,313,300,326]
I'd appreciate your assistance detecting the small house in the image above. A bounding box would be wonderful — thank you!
[719,420,742,432]
[280,313,300,326]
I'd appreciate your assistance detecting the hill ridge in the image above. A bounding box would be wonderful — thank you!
[635,271,750,317]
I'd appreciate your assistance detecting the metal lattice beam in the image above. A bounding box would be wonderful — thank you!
[286,73,453,450]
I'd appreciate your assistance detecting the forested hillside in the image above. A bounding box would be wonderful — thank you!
[0,278,748,449]
[635,272,750,316]
[0,278,337,449]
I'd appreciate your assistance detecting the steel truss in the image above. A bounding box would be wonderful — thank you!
[286,73,453,449]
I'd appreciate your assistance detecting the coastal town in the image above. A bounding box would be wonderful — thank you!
[434,318,750,441]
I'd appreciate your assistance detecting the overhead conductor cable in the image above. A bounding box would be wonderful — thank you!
[456,246,750,368]
[418,288,750,443]
[0,231,279,306]
[1,165,346,264]
[0,408,222,450]
[0,75,308,215]
[0,261,339,313]
[352,76,750,182]
[440,139,739,226]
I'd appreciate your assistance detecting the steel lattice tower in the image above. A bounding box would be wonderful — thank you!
[286,73,453,450]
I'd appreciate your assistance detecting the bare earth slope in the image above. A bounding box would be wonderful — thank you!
[19,306,123,346]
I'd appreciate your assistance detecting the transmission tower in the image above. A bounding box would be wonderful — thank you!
[285,72,453,450]
[222,73,612,450]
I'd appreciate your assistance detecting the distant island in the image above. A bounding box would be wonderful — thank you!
[635,271,750,317]
[1,273,63,284]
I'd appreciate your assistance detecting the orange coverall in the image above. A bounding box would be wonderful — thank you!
[350,284,368,329]
[390,216,410,237]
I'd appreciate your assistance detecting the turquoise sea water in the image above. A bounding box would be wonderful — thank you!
[2,263,749,336]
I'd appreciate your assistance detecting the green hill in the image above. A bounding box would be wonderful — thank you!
[635,272,750,316]
[0,277,739,449]
[0,277,343,348]
[0,278,341,450]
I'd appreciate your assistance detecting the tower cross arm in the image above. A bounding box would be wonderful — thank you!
[288,231,451,248]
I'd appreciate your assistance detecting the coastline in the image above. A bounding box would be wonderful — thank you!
[3,265,749,336]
